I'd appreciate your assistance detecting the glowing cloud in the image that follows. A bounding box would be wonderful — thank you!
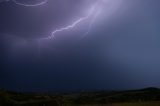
[40,0,105,40]
[1,0,116,53]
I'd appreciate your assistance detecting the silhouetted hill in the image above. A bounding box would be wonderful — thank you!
[0,87,160,105]
[140,87,160,91]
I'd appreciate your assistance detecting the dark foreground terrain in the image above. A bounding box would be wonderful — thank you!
[0,87,160,106]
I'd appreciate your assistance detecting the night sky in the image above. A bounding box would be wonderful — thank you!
[0,0,160,92]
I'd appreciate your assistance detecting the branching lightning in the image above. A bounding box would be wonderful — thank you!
[0,0,104,41]
[82,7,102,39]
[45,3,98,40]
[41,0,104,40]
[1,0,106,50]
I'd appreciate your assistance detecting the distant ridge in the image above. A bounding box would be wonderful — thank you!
[140,87,160,91]
[0,87,160,105]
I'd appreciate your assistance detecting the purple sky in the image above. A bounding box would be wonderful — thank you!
[0,0,160,92]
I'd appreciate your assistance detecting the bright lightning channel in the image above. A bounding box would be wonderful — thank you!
[41,0,103,40]
[12,0,47,6]
[0,0,47,6]
[0,0,105,41]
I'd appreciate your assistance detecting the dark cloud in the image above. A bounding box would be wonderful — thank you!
[0,0,160,91]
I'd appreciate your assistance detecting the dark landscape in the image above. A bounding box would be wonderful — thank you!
[0,87,160,106]
[1,0,160,106]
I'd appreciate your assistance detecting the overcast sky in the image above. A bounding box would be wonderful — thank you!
[0,0,160,92]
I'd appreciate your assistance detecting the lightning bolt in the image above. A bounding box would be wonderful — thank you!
[36,0,103,55]
[1,0,103,40]
[0,0,47,6]
[0,0,103,40]
[12,0,47,6]
[82,8,102,39]
[1,0,105,53]
[40,0,103,40]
